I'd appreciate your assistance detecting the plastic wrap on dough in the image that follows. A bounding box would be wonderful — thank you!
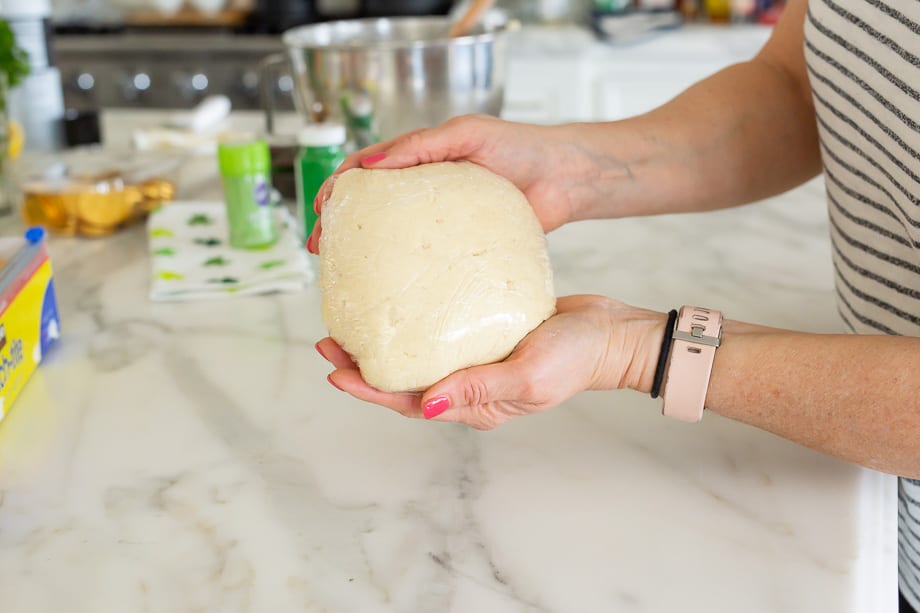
[319,161,556,393]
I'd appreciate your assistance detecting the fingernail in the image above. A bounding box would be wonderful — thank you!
[306,235,316,254]
[327,374,344,392]
[313,195,321,214]
[361,152,387,166]
[423,395,451,419]
[315,342,328,361]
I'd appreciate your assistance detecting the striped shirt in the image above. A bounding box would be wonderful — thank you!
[803,0,920,607]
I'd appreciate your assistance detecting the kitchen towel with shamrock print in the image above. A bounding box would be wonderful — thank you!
[147,202,314,302]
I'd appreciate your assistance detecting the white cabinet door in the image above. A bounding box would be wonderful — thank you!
[505,59,602,124]
[593,59,731,121]
[591,26,771,121]
[502,25,772,125]
[503,26,598,124]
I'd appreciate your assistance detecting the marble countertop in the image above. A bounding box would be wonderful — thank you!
[0,26,897,613]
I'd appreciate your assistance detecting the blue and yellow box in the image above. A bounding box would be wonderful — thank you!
[0,227,60,423]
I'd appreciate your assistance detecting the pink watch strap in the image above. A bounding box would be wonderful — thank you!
[661,306,723,422]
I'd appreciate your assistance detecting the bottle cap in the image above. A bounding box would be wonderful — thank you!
[298,123,347,147]
[25,227,45,244]
[217,140,271,177]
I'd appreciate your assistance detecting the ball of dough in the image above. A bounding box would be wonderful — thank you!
[319,161,556,393]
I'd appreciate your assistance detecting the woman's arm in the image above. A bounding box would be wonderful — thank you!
[703,322,920,477]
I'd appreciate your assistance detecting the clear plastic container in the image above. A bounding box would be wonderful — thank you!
[19,148,180,237]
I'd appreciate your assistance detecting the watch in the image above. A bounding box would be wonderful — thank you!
[661,306,723,422]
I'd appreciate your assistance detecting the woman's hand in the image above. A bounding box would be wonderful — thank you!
[306,115,602,253]
[315,296,666,430]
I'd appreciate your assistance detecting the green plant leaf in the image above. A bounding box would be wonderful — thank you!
[0,21,30,91]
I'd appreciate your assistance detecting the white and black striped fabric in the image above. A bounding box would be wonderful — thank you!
[803,0,920,607]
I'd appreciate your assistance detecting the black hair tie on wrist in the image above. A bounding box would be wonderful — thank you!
[650,309,678,399]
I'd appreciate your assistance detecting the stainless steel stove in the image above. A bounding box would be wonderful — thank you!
[55,33,296,111]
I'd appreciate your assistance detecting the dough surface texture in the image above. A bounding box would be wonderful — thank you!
[319,161,556,393]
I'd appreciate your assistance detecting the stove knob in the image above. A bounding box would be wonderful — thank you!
[75,72,95,92]
[121,71,152,101]
[232,71,294,109]
[191,72,209,92]
[227,70,261,108]
[240,70,259,97]
[64,72,97,103]
[277,74,294,94]
[174,71,210,103]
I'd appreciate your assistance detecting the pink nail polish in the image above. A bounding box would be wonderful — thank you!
[423,395,451,419]
[315,342,328,361]
[361,152,387,166]
[306,235,316,254]
[327,374,344,392]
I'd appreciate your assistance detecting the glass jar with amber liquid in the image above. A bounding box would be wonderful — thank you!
[21,173,175,237]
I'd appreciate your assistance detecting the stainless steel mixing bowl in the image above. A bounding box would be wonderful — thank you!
[269,16,514,147]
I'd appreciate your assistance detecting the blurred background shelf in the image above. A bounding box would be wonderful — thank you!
[123,7,250,28]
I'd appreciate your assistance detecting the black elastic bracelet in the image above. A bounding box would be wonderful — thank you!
[650,309,679,399]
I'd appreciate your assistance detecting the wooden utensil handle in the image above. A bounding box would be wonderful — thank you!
[448,0,497,37]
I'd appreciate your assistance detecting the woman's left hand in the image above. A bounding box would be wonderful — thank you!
[315,296,666,430]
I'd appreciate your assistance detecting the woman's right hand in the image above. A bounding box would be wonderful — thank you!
[306,114,598,253]
[316,295,667,430]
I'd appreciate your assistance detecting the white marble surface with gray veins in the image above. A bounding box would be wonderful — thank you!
[0,25,897,613]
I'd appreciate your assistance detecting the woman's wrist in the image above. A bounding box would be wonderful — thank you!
[626,309,669,394]
[591,299,668,393]
[556,121,659,223]
[548,123,632,224]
